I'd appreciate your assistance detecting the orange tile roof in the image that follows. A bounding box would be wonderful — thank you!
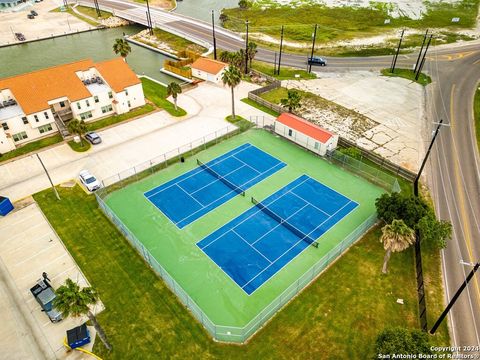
[0,58,139,115]
[191,57,227,75]
[277,113,335,143]
[95,57,140,93]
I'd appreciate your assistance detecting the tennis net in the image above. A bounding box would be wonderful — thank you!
[197,159,245,197]
[251,197,318,248]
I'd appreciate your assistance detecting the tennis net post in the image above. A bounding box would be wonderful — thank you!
[197,159,246,196]
[251,197,319,248]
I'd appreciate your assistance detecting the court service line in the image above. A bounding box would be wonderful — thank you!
[290,192,332,217]
[175,161,286,226]
[175,184,204,207]
[188,164,248,196]
[232,229,272,264]
[231,155,261,174]
[144,143,253,199]
[241,200,355,292]
[198,177,311,250]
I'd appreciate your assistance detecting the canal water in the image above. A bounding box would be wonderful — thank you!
[0,25,179,84]
[174,0,238,23]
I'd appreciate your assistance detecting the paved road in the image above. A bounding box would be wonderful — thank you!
[70,0,480,349]
[425,50,480,349]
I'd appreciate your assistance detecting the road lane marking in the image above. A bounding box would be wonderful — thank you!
[450,85,480,308]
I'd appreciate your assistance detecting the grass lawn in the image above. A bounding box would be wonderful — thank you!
[34,181,449,359]
[475,86,480,151]
[51,7,100,26]
[241,98,281,117]
[140,78,187,117]
[222,1,479,46]
[74,5,112,19]
[86,104,156,131]
[0,134,63,163]
[251,60,316,80]
[151,28,206,55]
[381,68,432,86]
[67,139,91,152]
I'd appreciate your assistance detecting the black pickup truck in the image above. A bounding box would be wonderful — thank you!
[30,279,63,323]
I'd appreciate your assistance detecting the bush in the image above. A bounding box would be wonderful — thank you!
[339,147,362,159]
[374,327,433,358]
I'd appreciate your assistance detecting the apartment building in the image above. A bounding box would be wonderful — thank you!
[0,58,145,154]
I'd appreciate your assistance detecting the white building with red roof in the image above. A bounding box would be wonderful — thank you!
[191,58,227,83]
[274,113,339,156]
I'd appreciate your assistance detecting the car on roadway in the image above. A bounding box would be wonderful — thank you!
[27,13,35,19]
[30,10,38,16]
[307,56,327,66]
[15,33,26,41]
[79,170,101,192]
[85,131,102,145]
[30,278,63,323]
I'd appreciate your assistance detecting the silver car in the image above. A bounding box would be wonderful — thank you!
[79,170,101,192]
[85,131,102,145]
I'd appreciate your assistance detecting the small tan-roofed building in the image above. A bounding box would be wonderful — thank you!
[191,57,227,83]
[274,113,339,156]
[0,58,145,154]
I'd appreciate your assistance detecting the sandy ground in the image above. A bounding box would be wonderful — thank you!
[254,0,461,19]
[283,71,426,171]
[0,200,102,359]
[0,0,92,46]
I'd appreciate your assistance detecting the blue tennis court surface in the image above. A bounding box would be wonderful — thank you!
[197,175,359,295]
[144,143,286,229]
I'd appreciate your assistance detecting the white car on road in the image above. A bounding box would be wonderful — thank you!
[79,170,101,192]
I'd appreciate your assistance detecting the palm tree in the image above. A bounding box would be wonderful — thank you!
[219,50,233,64]
[112,38,132,61]
[222,65,242,121]
[67,119,88,147]
[380,219,416,274]
[166,82,182,111]
[54,279,112,351]
[247,41,258,69]
[280,89,302,113]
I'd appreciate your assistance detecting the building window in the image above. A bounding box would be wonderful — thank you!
[44,111,49,119]
[59,101,65,108]
[86,99,90,107]
[127,100,131,108]
[314,142,319,150]
[94,96,99,103]
[288,129,293,136]
[125,89,129,96]
[101,105,113,114]
[22,117,28,125]
[34,115,39,122]
[77,102,81,110]
[13,131,28,142]
[1,122,8,130]
[79,111,93,121]
[108,91,113,99]
[38,123,53,134]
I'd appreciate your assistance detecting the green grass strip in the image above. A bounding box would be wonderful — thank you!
[381,68,432,86]
[251,60,316,80]
[141,78,187,117]
[0,134,63,163]
[475,86,480,151]
[67,139,91,152]
[241,98,280,117]
[86,104,156,131]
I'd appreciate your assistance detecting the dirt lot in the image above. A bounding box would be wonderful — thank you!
[0,0,91,46]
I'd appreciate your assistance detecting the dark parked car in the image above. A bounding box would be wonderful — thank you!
[30,278,63,323]
[85,131,102,145]
[27,13,35,19]
[307,56,327,66]
[30,10,38,16]
[15,33,26,41]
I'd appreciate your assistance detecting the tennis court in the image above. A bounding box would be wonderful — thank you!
[144,143,286,228]
[197,175,358,295]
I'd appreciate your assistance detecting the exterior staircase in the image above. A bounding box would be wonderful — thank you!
[53,113,70,139]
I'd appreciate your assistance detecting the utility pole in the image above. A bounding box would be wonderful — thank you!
[414,29,428,74]
[416,34,432,81]
[412,118,445,332]
[93,0,101,18]
[211,10,217,60]
[277,25,284,75]
[273,52,277,76]
[36,153,60,200]
[430,262,480,334]
[245,20,249,74]
[308,24,318,73]
[145,0,153,35]
[390,29,404,73]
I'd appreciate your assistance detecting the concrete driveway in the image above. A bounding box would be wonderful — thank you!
[0,81,272,201]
